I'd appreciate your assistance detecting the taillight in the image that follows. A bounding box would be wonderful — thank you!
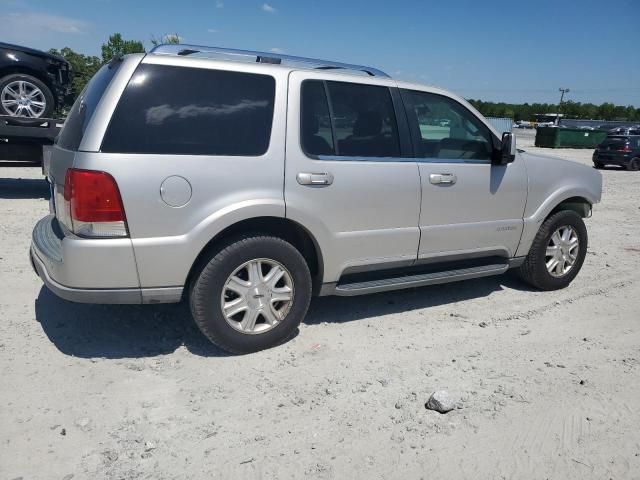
[620,144,632,153]
[63,168,128,238]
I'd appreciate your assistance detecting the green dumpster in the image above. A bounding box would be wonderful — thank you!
[535,127,607,148]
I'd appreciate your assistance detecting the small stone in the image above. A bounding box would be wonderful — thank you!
[479,322,488,328]
[60,428,66,436]
[104,450,118,462]
[144,441,156,452]
[75,417,91,432]
[579,380,586,385]
[425,391,456,414]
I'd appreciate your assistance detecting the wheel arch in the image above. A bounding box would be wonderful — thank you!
[516,194,593,258]
[548,196,593,219]
[184,216,324,296]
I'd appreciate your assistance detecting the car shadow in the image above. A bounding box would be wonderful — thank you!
[35,273,534,359]
[34,287,230,359]
[0,177,50,199]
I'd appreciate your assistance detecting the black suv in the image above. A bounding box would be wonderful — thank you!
[593,127,640,171]
[0,42,72,119]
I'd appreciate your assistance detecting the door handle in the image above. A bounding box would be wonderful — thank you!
[297,172,334,186]
[429,173,457,185]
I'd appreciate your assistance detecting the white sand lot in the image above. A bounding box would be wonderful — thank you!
[1,130,639,479]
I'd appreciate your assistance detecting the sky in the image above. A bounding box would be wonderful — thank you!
[1,0,638,106]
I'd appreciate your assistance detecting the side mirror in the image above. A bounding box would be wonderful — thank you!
[496,132,516,165]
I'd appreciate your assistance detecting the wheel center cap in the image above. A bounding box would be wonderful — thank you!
[247,285,270,308]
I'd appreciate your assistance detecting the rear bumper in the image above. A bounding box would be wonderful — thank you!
[594,152,632,166]
[30,247,142,303]
[30,215,182,304]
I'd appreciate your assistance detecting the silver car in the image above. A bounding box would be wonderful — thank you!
[30,45,602,353]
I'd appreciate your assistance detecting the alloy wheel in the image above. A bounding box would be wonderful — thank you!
[1,80,47,118]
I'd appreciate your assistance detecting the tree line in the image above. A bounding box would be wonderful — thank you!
[466,99,640,122]
[49,32,639,122]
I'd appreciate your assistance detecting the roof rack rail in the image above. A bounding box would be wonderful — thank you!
[149,44,390,78]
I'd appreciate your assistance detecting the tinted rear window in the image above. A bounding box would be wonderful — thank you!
[56,62,120,151]
[101,64,276,156]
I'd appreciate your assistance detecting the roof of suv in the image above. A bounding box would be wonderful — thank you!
[149,43,390,78]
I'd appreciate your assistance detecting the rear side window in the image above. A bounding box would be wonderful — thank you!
[57,62,120,151]
[301,79,400,158]
[101,64,275,156]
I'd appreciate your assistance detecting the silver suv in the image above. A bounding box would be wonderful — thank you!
[30,45,603,353]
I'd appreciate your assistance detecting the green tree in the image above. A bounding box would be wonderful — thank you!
[101,33,144,63]
[150,33,182,47]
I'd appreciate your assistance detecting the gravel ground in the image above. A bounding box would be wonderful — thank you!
[1,130,639,479]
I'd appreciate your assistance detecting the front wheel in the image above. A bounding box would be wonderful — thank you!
[189,236,312,354]
[518,210,588,290]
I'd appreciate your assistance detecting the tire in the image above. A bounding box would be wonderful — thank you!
[593,161,604,169]
[627,157,640,171]
[518,210,588,291]
[0,73,54,118]
[189,235,312,354]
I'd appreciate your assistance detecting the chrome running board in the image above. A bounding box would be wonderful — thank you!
[330,263,510,296]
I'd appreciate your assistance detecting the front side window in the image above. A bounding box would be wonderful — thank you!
[403,90,494,162]
[101,64,275,156]
[301,80,400,158]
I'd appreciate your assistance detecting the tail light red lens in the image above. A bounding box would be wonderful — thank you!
[620,145,632,153]
[63,169,128,237]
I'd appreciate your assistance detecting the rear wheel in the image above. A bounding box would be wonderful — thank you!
[0,74,54,118]
[190,236,312,354]
[518,210,588,290]
[593,161,604,169]
[627,157,640,171]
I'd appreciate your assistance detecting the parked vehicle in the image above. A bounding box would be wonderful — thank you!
[593,129,640,170]
[0,42,72,118]
[30,45,603,353]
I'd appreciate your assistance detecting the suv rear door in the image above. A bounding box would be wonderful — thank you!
[401,88,528,261]
[285,71,420,284]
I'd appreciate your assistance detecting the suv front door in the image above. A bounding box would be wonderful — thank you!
[401,89,527,261]
[285,72,421,284]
